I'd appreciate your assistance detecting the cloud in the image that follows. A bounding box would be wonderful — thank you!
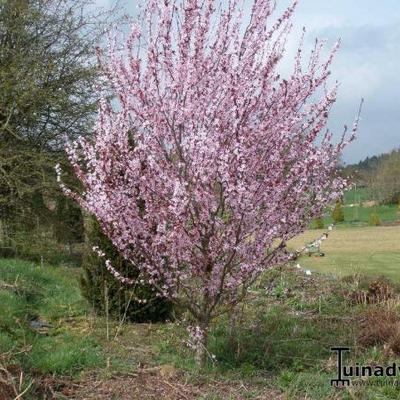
[318,24,400,52]
[280,0,400,162]
[307,22,400,162]
[93,0,111,7]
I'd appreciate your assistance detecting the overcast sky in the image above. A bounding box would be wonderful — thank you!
[95,0,400,164]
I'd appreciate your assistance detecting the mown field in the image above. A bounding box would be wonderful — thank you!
[290,226,400,282]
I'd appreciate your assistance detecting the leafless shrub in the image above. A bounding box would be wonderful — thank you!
[358,307,400,355]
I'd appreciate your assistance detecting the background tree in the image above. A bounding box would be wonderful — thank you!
[372,150,400,204]
[61,0,356,365]
[342,149,400,205]
[0,0,121,261]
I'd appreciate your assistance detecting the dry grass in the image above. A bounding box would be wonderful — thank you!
[0,348,33,400]
[357,303,400,356]
[345,278,395,305]
[74,370,286,400]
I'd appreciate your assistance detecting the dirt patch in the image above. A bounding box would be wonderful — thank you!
[72,370,285,400]
[381,220,400,226]
[362,200,377,207]
[0,382,15,400]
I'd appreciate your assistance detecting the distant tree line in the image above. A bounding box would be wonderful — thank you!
[343,149,400,205]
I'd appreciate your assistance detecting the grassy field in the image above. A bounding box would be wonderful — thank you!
[2,257,400,399]
[2,223,400,399]
[289,226,400,282]
[322,204,399,227]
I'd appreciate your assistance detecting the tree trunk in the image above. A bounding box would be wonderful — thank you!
[194,322,209,368]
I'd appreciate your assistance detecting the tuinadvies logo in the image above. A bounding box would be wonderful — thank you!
[331,347,400,387]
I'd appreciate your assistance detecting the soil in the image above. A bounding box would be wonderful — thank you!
[72,371,285,400]
[11,369,286,400]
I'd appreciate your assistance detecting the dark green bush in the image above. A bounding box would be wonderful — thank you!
[53,195,84,247]
[0,194,84,266]
[80,216,173,323]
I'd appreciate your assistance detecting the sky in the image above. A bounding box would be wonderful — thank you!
[94,0,400,164]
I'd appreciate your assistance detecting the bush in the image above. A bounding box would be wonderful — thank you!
[80,216,174,323]
[331,201,344,223]
[368,212,381,226]
[311,217,324,229]
[358,307,400,354]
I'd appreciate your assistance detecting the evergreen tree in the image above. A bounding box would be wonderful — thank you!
[312,216,325,229]
[331,201,345,223]
[368,211,381,226]
[80,216,174,323]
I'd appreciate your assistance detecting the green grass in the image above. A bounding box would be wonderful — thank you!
[323,204,399,227]
[27,333,102,375]
[210,306,348,372]
[302,252,400,282]
[0,258,103,377]
[343,187,372,205]
[146,268,400,400]
[345,203,398,224]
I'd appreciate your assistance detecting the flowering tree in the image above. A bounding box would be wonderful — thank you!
[59,0,356,365]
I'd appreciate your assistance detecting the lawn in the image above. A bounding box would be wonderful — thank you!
[289,225,400,282]
[321,204,399,227]
[0,259,103,398]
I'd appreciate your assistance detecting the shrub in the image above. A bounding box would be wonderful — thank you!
[53,195,84,248]
[311,217,324,229]
[368,212,381,226]
[60,0,355,366]
[331,201,344,223]
[0,194,84,267]
[358,307,400,354]
[80,216,174,323]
